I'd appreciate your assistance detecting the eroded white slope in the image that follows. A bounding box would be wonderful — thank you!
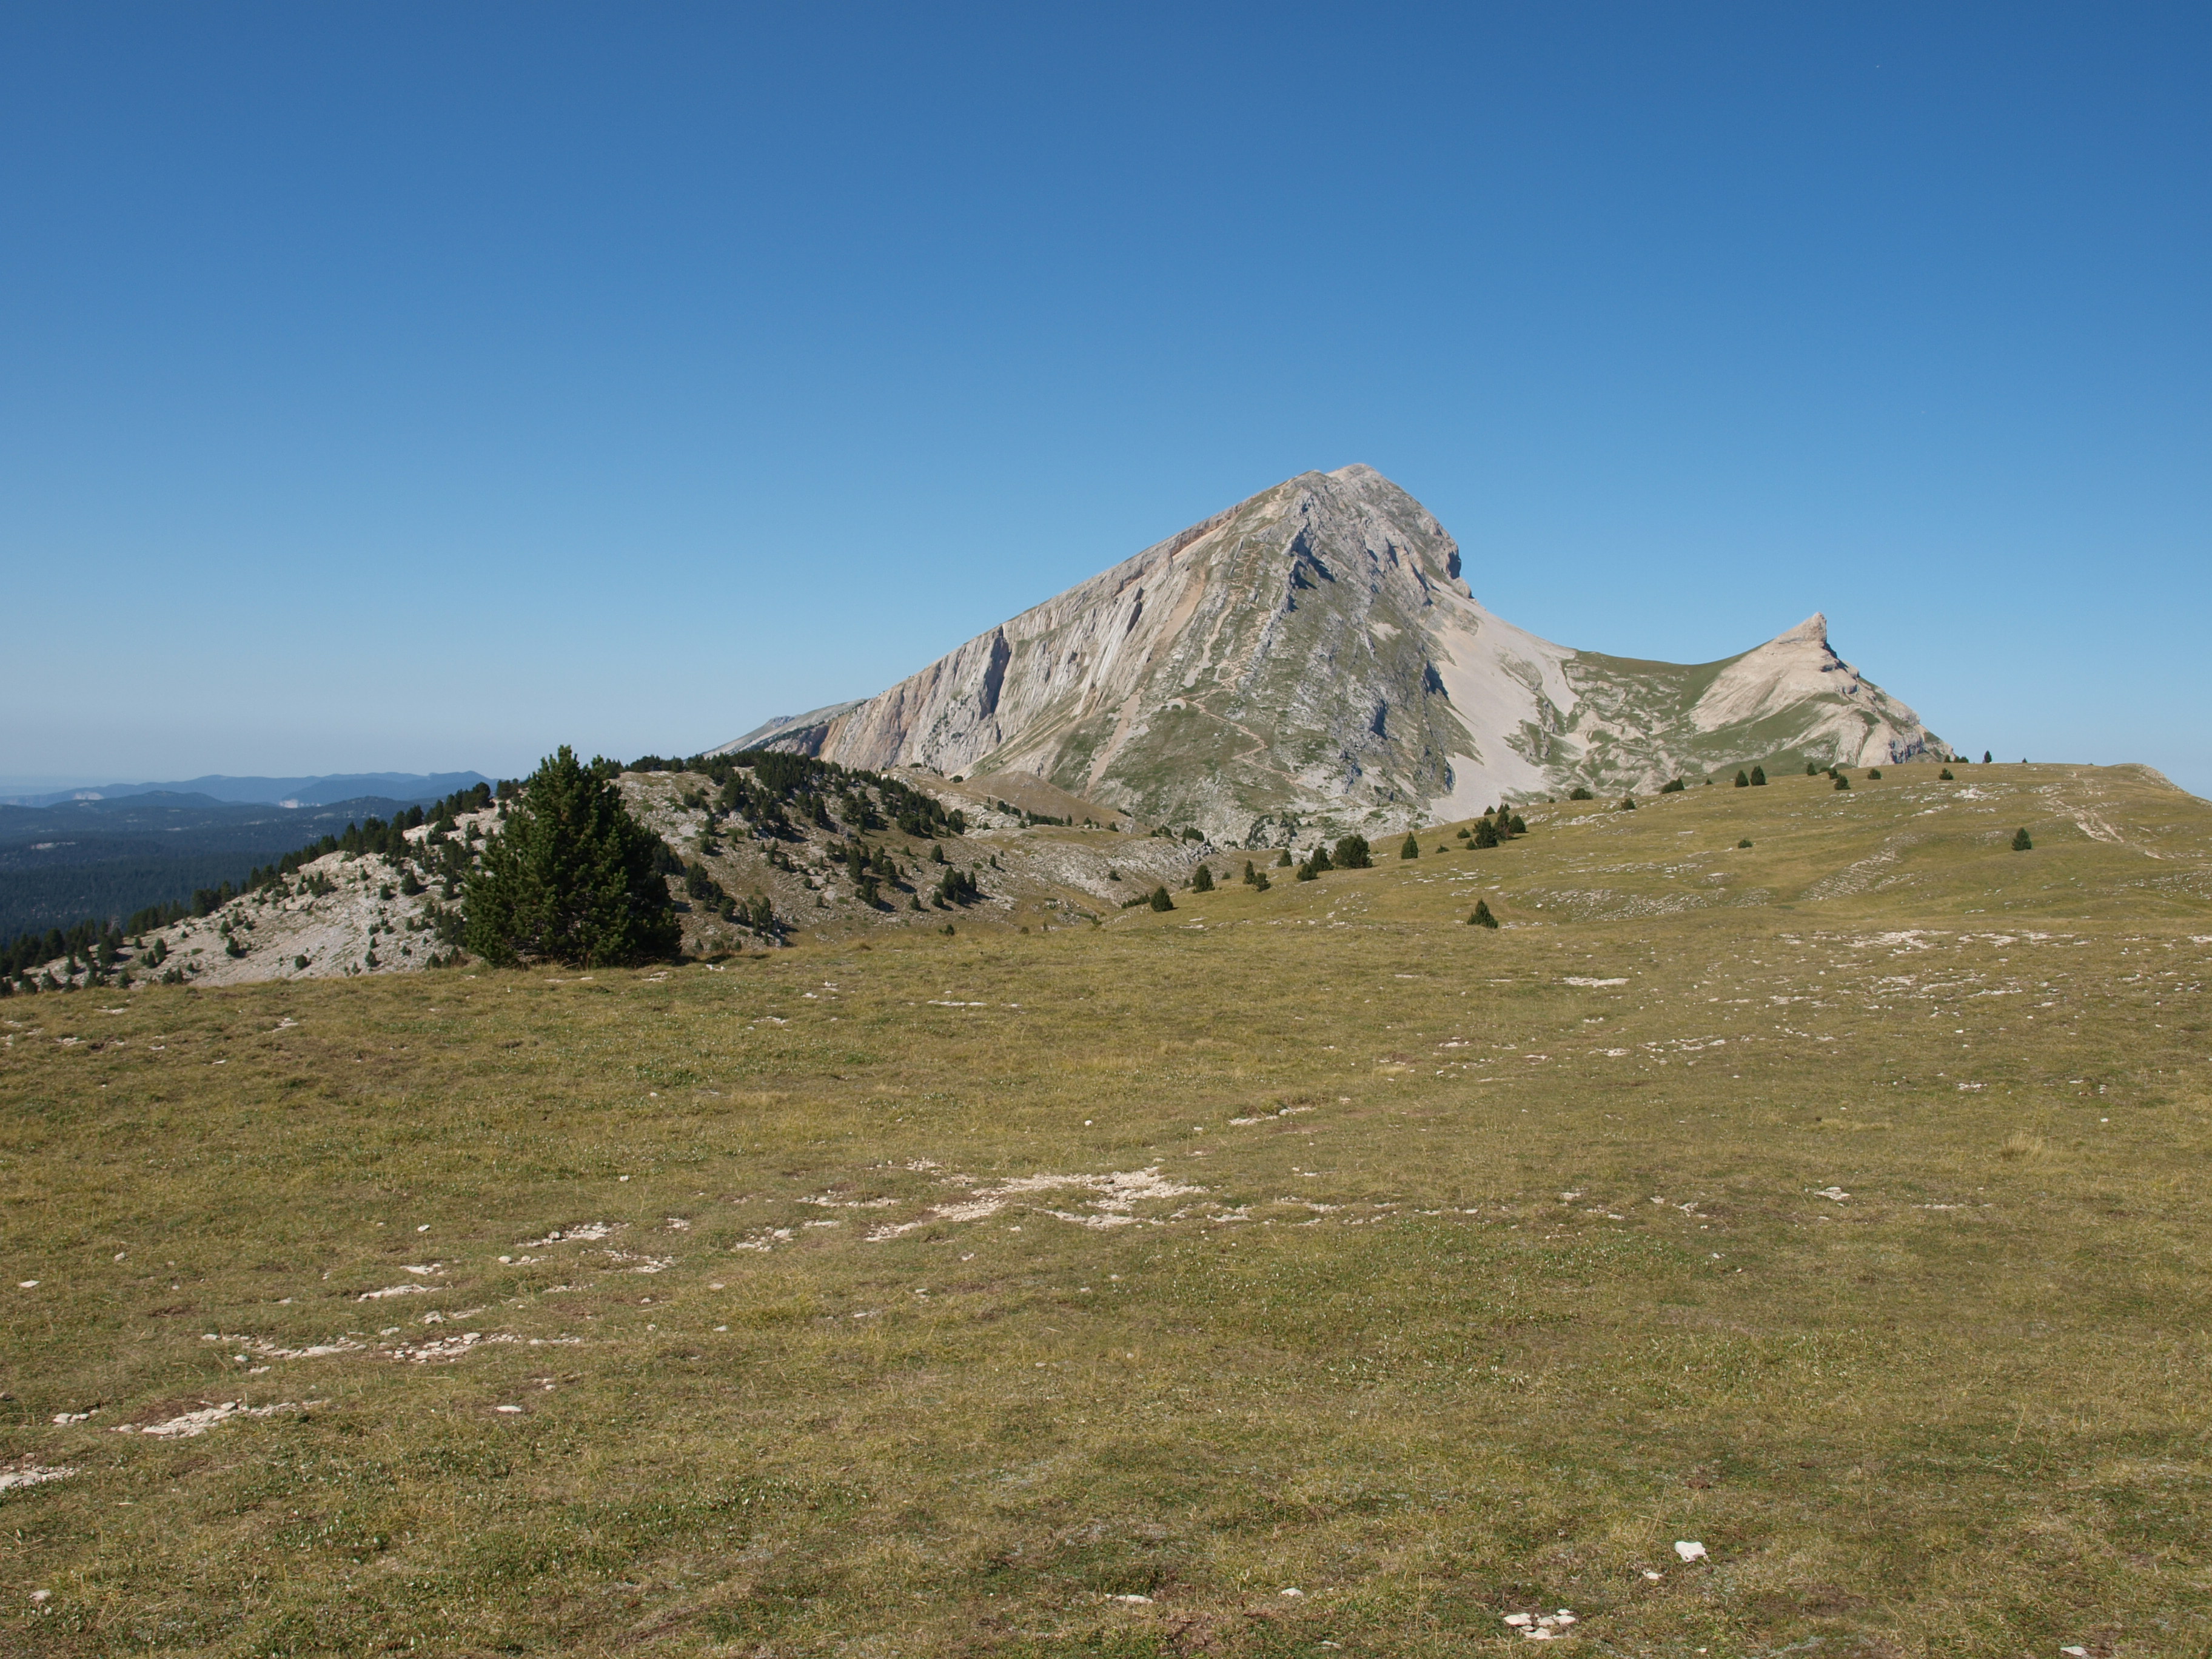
[719,467,1951,835]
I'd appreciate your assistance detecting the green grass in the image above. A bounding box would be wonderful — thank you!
[3,763,2209,1656]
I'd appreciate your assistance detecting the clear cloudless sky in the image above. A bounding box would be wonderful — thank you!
[4,3,2207,793]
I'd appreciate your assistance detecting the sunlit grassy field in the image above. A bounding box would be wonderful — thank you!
[4,763,2210,1657]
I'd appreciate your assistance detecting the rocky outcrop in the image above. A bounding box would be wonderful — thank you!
[719,466,1952,841]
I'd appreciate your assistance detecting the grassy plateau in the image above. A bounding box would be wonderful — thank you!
[4,762,2210,1658]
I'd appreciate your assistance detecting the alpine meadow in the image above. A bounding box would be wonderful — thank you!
[8,457,2212,1658]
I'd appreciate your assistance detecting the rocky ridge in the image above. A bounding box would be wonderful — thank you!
[723,466,1951,842]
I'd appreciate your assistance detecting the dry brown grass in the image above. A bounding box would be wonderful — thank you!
[2,763,2209,1656]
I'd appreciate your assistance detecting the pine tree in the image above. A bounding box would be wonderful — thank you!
[1147,885,1175,911]
[1619,796,1637,811]
[1401,833,1419,859]
[1751,766,1767,786]
[1308,845,1335,874]
[1472,819,1500,848]
[1468,900,1498,928]
[1983,752,1992,765]
[1940,768,1955,780]
[2011,828,2033,851]
[1333,835,1371,870]
[463,746,682,967]
[1734,771,1749,788]
[1569,786,1594,800]
[1274,849,1293,868]
[1190,863,1215,893]
[1806,762,1819,776]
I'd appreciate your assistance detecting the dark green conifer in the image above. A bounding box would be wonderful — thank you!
[2011,828,2033,851]
[1751,766,1766,786]
[1734,771,1749,788]
[1147,885,1175,911]
[1468,900,1499,928]
[463,745,682,967]
[1190,864,1215,893]
[1401,833,1419,859]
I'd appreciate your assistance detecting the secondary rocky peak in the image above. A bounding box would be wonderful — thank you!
[719,470,1950,839]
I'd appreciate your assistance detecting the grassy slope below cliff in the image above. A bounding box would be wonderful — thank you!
[1,763,2207,1657]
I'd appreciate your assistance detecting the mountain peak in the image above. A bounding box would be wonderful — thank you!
[720,472,1949,836]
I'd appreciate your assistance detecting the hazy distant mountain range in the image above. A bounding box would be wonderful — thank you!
[0,771,491,810]
[720,466,1950,840]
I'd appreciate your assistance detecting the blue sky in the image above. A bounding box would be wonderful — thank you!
[4,3,2207,793]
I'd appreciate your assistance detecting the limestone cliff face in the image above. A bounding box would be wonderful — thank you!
[719,466,1951,840]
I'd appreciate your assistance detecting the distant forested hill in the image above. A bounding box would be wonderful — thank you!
[0,793,439,941]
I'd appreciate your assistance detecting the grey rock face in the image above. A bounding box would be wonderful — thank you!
[722,466,1950,840]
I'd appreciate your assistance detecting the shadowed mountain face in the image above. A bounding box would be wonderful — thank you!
[723,466,1950,841]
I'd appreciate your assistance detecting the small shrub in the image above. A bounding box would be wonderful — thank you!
[1834,776,1851,791]
[1940,767,1955,780]
[1619,796,1637,811]
[1737,838,1752,849]
[1866,768,1882,779]
[1147,886,1175,912]
[1468,900,1498,928]
[1660,778,1686,794]
[1569,786,1594,801]
[2011,828,2033,851]
[293,954,309,969]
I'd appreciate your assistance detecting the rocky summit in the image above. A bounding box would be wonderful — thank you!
[722,466,1950,842]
